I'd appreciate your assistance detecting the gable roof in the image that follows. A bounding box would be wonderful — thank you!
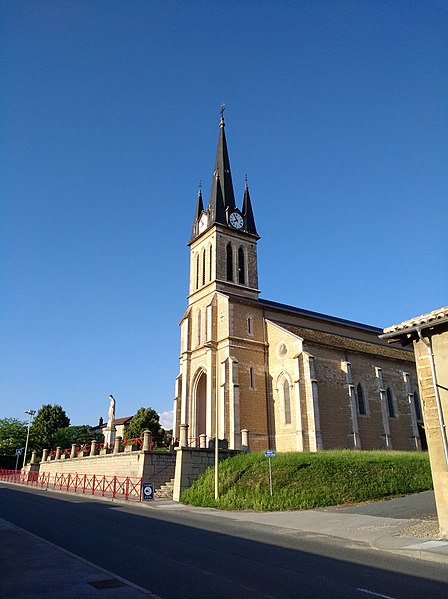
[114,416,133,425]
[259,298,382,333]
[100,416,133,429]
[273,320,414,362]
[382,306,448,336]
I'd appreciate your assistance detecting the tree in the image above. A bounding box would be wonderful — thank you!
[0,418,27,456]
[51,425,103,450]
[31,404,70,450]
[123,407,164,446]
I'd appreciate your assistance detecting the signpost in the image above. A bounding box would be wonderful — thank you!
[141,482,155,501]
[15,448,24,472]
[264,450,276,496]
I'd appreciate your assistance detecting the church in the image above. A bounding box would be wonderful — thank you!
[172,112,423,454]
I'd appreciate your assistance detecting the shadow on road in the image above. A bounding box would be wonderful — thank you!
[0,485,446,599]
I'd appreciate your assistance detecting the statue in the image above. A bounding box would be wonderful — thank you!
[104,395,117,448]
[108,394,116,424]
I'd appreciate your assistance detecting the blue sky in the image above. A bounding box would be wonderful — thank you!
[1,0,447,428]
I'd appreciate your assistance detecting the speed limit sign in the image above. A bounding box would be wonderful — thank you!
[142,482,155,501]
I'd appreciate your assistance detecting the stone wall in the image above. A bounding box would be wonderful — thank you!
[141,452,176,488]
[39,449,176,490]
[173,446,240,501]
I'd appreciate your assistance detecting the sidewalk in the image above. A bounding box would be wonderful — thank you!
[1,487,447,599]
[0,518,160,599]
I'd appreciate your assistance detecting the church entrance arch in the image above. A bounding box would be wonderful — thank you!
[191,369,207,446]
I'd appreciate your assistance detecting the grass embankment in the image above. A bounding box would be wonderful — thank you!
[181,450,432,511]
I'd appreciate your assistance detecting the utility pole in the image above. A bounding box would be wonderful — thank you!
[215,352,219,500]
[22,409,36,469]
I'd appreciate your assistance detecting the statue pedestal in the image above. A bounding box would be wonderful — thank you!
[104,425,116,448]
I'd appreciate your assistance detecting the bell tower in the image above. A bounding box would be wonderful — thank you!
[173,110,263,451]
[188,109,260,303]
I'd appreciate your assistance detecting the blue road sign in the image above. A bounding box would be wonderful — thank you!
[264,450,276,458]
[142,482,155,501]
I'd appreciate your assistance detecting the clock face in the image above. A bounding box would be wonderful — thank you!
[198,214,208,232]
[229,211,244,229]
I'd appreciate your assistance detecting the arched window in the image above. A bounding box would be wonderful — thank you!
[357,383,366,415]
[284,379,291,424]
[309,356,317,379]
[202,249,206,286]
[226,243,233,281]
[209,245,213,281]
[414,389,423,421]
[195,254,199,290]
[386,387,395,418]
[238,247,245,284]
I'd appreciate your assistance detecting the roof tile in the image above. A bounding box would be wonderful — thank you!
[383,307,448,334]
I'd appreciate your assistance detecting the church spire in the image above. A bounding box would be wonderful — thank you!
[191,183,205,238]
[208,105,236,222]
[191,109,259,241]
[194,182,204,219]
[242,176,258,236]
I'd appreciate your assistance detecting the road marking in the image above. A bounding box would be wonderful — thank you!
[356,589,396,599]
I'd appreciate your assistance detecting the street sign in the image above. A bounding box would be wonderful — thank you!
[15,448,24,456]
[264,450,276,495]
[142,482,155,501]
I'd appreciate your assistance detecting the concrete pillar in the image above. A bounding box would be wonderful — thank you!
[55,447,61,460]
[179,424,189,448]
[348,385,361,450]
[376,367,392,449]
[42,449,49,462]
[199,433,207,448]
[70,444,77,459]
[143,430,151,451]
[30,451,37,464]
[114,436,122,454]
[104,425,116,449]
[293,377,304,452]
[90,440,97,456]
[414,334,448,539]
[229,358,241,450]
[303,353,323,452]
[241,429,250,451]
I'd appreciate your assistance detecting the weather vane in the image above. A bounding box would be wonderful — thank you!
[220,103,225,119]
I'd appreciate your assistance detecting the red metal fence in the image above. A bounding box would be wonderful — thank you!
[0,469,50,487]
[0,469,142,502]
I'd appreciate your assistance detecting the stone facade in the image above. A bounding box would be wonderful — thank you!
[173,116,421,456]
[382,307,448,539]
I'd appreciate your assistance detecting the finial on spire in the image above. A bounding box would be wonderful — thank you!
[219,102,225,126]
[245,173,249,189]
[198,179,202,195]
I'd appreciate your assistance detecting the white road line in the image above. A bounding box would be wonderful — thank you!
[356,589,396,599]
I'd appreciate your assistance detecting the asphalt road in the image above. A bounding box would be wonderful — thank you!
[1,485,447,599]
